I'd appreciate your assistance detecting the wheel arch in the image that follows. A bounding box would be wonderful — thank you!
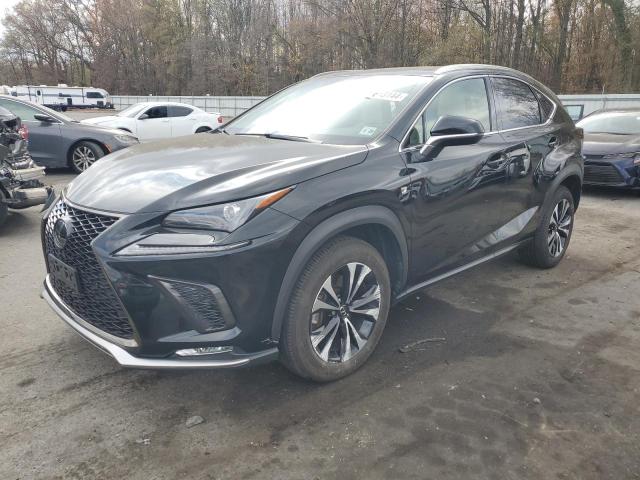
[66,138,108,166]
[194,124,213,133]
[559,174,582,210]
[270,205,408,341]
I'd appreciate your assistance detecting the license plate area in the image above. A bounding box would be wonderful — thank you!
[48,254,81,294]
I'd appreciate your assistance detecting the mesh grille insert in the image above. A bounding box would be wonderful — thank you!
[584,163,623,185]
[166,281,227,332]
[44,200,134,339]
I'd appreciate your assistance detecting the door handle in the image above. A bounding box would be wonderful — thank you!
[548,136,558,148]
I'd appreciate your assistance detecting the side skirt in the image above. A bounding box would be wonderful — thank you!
[395,241,527,302]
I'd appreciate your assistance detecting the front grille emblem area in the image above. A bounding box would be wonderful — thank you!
[44,200,133,339]
[52,215,74,249]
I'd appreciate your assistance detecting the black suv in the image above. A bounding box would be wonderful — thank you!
[41,65,583,381]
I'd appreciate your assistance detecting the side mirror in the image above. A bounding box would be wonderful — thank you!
[138,113,149,120]
[34,113,56,123]
[419,116,484,158]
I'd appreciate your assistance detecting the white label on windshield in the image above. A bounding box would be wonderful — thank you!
[359,126,377,136]
[367,91,408,102]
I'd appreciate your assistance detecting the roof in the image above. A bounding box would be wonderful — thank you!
[129,101,200,108]
[313,64,525,78]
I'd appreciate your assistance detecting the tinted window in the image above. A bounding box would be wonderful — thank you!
[143,106,168,119]
[0,99,41,121]
[168,106,193,117]
[405,77,490,147]
[86,92,104,99]
[406,114,426,147]
[535,91,555,121]
[492,78,541,129]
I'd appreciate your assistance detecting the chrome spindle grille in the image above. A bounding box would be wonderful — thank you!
[44,200,134,339]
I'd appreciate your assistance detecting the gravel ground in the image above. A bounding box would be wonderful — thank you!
[0,169,638,479]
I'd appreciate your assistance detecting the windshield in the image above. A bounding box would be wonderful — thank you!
[577,111,640,134]
[225,75,432,144]
[118,103,149,118]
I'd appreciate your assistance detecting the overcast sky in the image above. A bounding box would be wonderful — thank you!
[0,0,21,35]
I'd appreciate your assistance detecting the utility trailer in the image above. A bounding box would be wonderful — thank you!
[8,85,113,111]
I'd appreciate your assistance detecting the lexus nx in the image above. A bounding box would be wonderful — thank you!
[41,65,583,381]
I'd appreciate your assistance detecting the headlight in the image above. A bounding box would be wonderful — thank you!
[114,134,138,144]
[115,233,249,256]
[163,187,293,232]
[114,187,293,256]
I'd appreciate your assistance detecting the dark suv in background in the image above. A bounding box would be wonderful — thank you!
[41,65,583,381]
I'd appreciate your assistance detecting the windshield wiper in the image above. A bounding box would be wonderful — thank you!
[233,132,318,143]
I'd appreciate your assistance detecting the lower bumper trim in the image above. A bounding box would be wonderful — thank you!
[42,275,278,369]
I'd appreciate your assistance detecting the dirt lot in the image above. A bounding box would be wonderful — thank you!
[1,170,639,480]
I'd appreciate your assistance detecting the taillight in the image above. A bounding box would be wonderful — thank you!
[18,124,28,141]
[217,116,223,124]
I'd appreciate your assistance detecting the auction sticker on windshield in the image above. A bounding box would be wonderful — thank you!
[367,91,408,102]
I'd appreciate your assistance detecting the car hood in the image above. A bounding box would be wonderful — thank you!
[65,133,368,214]
[581,133,640,156]
[72,120,129,137]
[80,116,120,126]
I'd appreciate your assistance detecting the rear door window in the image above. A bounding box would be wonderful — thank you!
[492,78,541,129]
[168,106,193,117]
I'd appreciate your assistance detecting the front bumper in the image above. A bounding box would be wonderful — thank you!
[42,274,278,369]
[583,157,640,188]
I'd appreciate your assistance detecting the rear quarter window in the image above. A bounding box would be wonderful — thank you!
[534,91,555,121]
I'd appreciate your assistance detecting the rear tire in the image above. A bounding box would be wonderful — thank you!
[519,186,575,269]
[69,141,104,173]
[280,236,391,382]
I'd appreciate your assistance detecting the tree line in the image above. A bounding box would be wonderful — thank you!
[0,0,638,96]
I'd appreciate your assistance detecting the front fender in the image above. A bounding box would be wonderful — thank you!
[270,205,408,341]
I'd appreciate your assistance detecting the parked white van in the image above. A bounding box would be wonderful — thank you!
[9,84,112,111]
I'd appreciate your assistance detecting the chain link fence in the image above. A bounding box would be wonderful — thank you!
[111,94,640,120]
[110,96,266,118]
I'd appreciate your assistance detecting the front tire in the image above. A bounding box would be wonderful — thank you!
[280,236,391,382]
[69,141,104,173]
[519,185,575,268]
[195,127,211,133]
